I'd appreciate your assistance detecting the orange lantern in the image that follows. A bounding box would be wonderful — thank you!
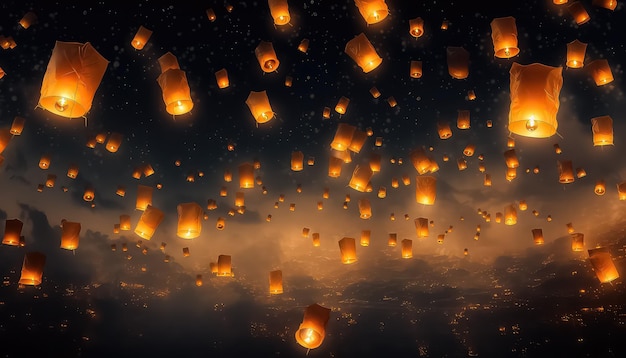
[255,41,280,73]
[618,181,626,200]
[295,303,331,350]
[38,41,109,119]
[10,116,25,135]
[216,254,233,277]
[490,16,520,58]
[457,158,467,171]
[594,180,606,195]
[566,40,587,68]
[463,144,476,157]
[60,220,81,250]
[369,86,381,98]
[571,232,584,251]
[467,90,476,100]
[360,230,371,246]
[0,128,11,154]
[215,68,229,89]
[116,185,125,197]
[177,202,203,239]
[586,59,614,86]
[588,247,619,283]
[348,165,373,192]
[322,107,331,119]
[339,237,357,264]
[508,62,563,138]
[369,153,382,172]
[246,90,274,124]
[157,66,194,116]
[592,0,618,10]
[410,147,433,174]
[331,123,356,151]
[120,215,131,231]
[591,115,613,146]
[415,217,429,238]
[504,204,517,225]
[39,153,51,169]
[206,8,217,21]
[18,252,46,286]
[268,0,290,25]
[348,129,368,153]
[354,0,389,25]
[18,11,37,29]
[291,151,304,171]
[134,205,164,240]
[131,25,152,50]
[284,76,293,87]
[568,1,591,25]
[358,199,372,219]
[531,228,544,245]
[136,185,153,211]
[415,176,436,205]
[503,149,519,168]
[401,239,413,258]
[457,110,470,129]
[437,121,452,139]
[216,217,226,230]
[312,233,321,247]
[2,219,23,246]
[269,270,283,294]
[105,132,123,153]
[344,33,382,73]
[238,162,255,189]
[447,46,469,79]
[387,96,397,108]
[558,160,575,183]
[335,96,350,115]
[410,60,423,78]
[484,173,492,186]
[409,17,424,38]
[298,38,310,53]
[83,185,95,202]
[45,174,56,188]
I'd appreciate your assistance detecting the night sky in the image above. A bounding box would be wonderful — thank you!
[1,0,625,357]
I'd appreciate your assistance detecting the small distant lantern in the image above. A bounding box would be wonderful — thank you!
[566,40,587,68]
[216,217,226,230]
[576,167,586,178]
[105,132,123,153]
[358,199,372,219]
[558,160,575,183]
[375,137,383,146]
[532,228,544,245]
[441,20,449,30]
[348,130,368,153]
[503,149,519,168]
[83,185,95,202]
[360,230,371,246]
[415,217,429,238]
[388,233,397,247]
[387,96,397,107]
[206,8,217,21]
[617,181,626,200]
[447,47,469,79]
[467,90,476,100]
[586,59,614,86]
[322,107,331,119]
[463,144,476,157]
[298,38,310,53]
[10,116,25,135]
[238,162,255,189]
[457,110,470,129]
[18,252,46,286]
[60,221,81,250]
[457,158,467,171]
[369,87,381,98]
[215,68,229,89]
[409,17,424,38]
[328,156,343,178]
[120,215,131,231]
[415,176,436,205]
[566,222,575,234]
[568,1,591,25]
[437,121,452,139]
[338,237,357,264]
[484,174,492,186]
[134,205,165,240]
[490,16,520,59]
[269,270,283,294]
[592,0,617,10]
[312,233,321,247]
[571,232,584,251]
[284,76,293,87]
[588,247,619,283]
[2,219,23,246]
[255,41,280,73]
[177,202,203,239]
[38,153,51,169]
[216,254,233,277]
[348,165,373,192]
[401,239,413,258]
[354,0,389,25]
[410,60,423,79]
[410,147,433,174]
[116,185,125,197]
[131,25,152,50]
[335,96,350,115]
[294,303,331,350]
[504,204,517,225]
[18,12,37,29]
[591,115,613,146]
[594,180,606,195]
[345,33,382,73]
[437,234,445,244]
[268,0,290,26]
[291,151,304,171]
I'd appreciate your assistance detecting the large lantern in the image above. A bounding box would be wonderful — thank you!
[2,218,23,246]
[246,90,274,124]
[490,16,520,58]
[269,270,283,294]
[344,33,382,73]
[18,252,46,286]
[38,41,109,119]
[415,176,436,205]
[591,115,613,146]
[409,17,424,38]
[588,247,619,283]
[447,46,469,79]
[177,202,203,239]
[348,165,373,192]
[437,121,452,139]
[131,25,153,50]
[255,41,280,73]
[238,162,255,189]
[60,220,81,250]
[294,303,331,350]
[354,0,389,25]
[410,147,433,175]
[268,0,290,25]
[338,237,357,264]
[134,205,164,240]
[566,40,587,68]
[348,129,368,153]
[136,184,153,211]
[508,62,563,138]
[358,199,372,219]
[157,59,194,116]
[586,59,613,86]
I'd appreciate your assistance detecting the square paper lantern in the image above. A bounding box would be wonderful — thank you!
[344,33,382,73]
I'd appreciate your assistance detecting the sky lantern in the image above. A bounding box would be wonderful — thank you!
[38,41,109,119]
[116,185,126,197]
[2,218,23,246]
[591,115,613,146]
[348,129,368,153]
[158,52,179,72]
[335,96,350,115]
[10,116,25,135]
[246,90,274,124]
[558,160,575,183]
[331,123,356,151]
[215,68,229,89]
[457,158,467,171]
[354,0,389,25]
[446,46,469,79]
[18,252,46,286]
[298,38,309,53]
[291,151,304,171]
[268,0,290,25]
[410,146,433,174]
[45,174,56,188]
[467,90,476,100]
[369,87,381,98]
[410,60,423,78]
[328,156,343,177]
[568,1,591,25]
[594,180,606,195]
[415,217,429,238]
[0,128,11,154]
[216,217,226,230]
[415,176,436,205]
[358,199,372,219]
[586,59,614,86]
[312,233,321,247]
[463,144,475,157]
[369,153,381,172]
[566,40,586,68]
[503,149,519,168]
[587,247,619,283]
[238,162,255,189]
[235,192,245,208]
[457,110,471,129]
[269,270,283,294]
[131,25,152,50]
[399,238,413,259]
[344,33,382,73]
[571,233,584,251]
[216,254,233,277]
[409,17,424,38]
[490,16,520,58]
[360,230,371,246]
[136,185,153,211]
[504,204,517,225]
[349,165,373,192]
[592,0,617,10]
[206,8,216,21]
[105,132,123,153]
[177,202,202,239]
[60,220,81,250]
[618,181,626,200]
[484,173,492,186]
[339,237,358,264]
[120,215,131,231]
[437,121,452,139]
[83,185,95,202]
[255,41,280,73]
[295,303,331,350]
[18,11,37,29]
[39,153,51,169]
[134,205,164,240]
[508,62,563,138]
[531,228,544,245]
[156,53,194,116]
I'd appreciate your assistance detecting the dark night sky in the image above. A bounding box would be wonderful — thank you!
[1,0,626,357]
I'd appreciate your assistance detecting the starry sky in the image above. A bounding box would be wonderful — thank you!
[1,0,625,357]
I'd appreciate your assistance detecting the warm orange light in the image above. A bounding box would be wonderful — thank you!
[134,205,165,240]
[131,25,152,50]
[409,17,424,38]
[447,46,469,79]
[338,237,357,264]
[268,0,291,26]
[566,40,587,68]
[18,252,46,286]
[295,304,331,349]
[415,176,436,205]
[586,59,614,86]
[177,202,203,239]
[255,41,280,73]
[215,68,230,89]
[354,0,389,25]
[246,90,274,124]
[490,17,520,58]
[588,247,620,283]
[345,33,382,73]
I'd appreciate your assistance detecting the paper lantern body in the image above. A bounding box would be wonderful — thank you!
[354,0,389,25]
[338,237,357,264]
[409,17,424,38]
[295,303,331,349]
[415,176,436,205]
[588,247,619,283]
[134,205,164,240]
[157,68,194,115]
[586,59,614,86]
[60,221,81,250]
[269,270,283,294]
[255,41,280,73]
[19,252,46,286]
[3,219,23,246]
[566,40,587,68]
[344,33,382,73]
[131,25,152,50]
[246,90,274,124]
[591,115,613,146]
[268,0,290,25]
[447,47,469,79]
[177,202,203,239]
[490,16,520,58]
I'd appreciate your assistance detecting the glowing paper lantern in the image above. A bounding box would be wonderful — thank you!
[131,25,152,50]
[120,215,131,231]
[298,39,309,53]
[410,147,433,174]
[588,247,619,283]
[83,185,95,202]
[216,217,226,230]
[39,153,51,169]
[586,59,614,86]
[295,303,331,350]
[401,239,413,258]
[591,116,613,146]
[157,67,194,116]
[2,219,23,246]
[415,176,436,205]
[38,41,109,118]
[158,52,179,73]
[558,160,575,183]
[369,87,381,98]
[503,149,519,168]
[339,237,357,264]
[18,252,46,286]
[335,96,350,115]
[457,110,470,129]
[484,173,492,186]
[19,11,37,29]
[238,162,255,189]
[568,1,591,25]
[409,17,424,38]
[177,202,203,239]
[358,199,372,219]
[10,116,25,135]
[331,123,356,151]
[269,270,283,294]
[504,204,517,225]
[566,40,587,68]
[344,33,382,73]
[328,156,343,178]
[490,16,520,58]
[410,60,423,78]
[255,41,280,73]
[594,180,606,195]
[268,0,291,25]
[415,217,429,238]
[217,254,233,277]
[348,165,373,192]
[215,68,229,89]
[348,129,368,153]
[592,0,618,10]
[531,228,544,245]
[354,0,389,25]
[437,121,452,139]
[571,233,584,251]
[136,185,153,211]
[105,132,123,153]
[463,144,475,157]
[45,174,56,188]
[360,230,371,246]
[60,221,81,250]
[508,62,563,138]
[312,233,321,247]
[246,90,274,124]
[206,8,217,21]
[134,205,164,240]
[618,181,626,200]
[447,46,469,79]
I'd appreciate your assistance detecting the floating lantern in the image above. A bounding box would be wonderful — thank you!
[591,115,613,146]
[246,90,274,124]
[157,65,194,116]
[586,59,614,86]
[457,158,467,171]
[437,121,452,139]
[216,217,226,230]
[216,254,233,277]
[312,233,321,247]
[345,33,382,73]
[131,25,152,50]
[39,153,51,169]
[508,62,563,138]
[415,217,429,238]
[401,239,413,258]
[410,147,433,174]
[592,0,617,10]
[269,270,283,294]
[410,60,423,78]
[255,41,280,73]
[328,156,343,178]
[618,181,626,200]
[335,96,350,115]
[387,233,397,247]
[348,165,373,192]
[588,247,619,283]
[18,11,37,29]
[415,176,436,205]
[215,68,229,88]
[295,303,331,350]
[484,173,492,186]
[490,16,520,58]
[206,8,216,21]
[387,96,397,108]
[441,20,449,30]
[120,215,131,231]
[298,38,309,53]
[83,185,95,202]
[594,180,606,195]
[10,116,25,135]
[238,162,255,189]
[576,167,586,178]
[134,205,164,240]
[136,185,153,211]
[369,87,381,98]
[358,199,372,219]
[463,144,475,157]
[568,1,591,25]
[503,149,519,168]
[531,228,544,245]
[60,221,81,250]
[38,41,109,118]
[105,132,123,153]
[566,40,586,68]
[571,233,584,252]
[338,237,357,264]
[566,222,575,234]
[177,202,202,239]
[116,185,125,197]
[45,174,56,188]
[2,218,23,246]
[284,76,293,87]
[504,204,517,225]
[409,17,424,38]
[354,0,389,25]
[437,234,445,244]
[447,46,469,79]
[268,0,290,26]
[558,160,575,183]
[348,130,368,153]
[375,137,383,147]
[457,110,470,129]
[18,252,46,286]
[467,90,476,100]
[291,151,304,171]
[322,107,331,119]
[360,230,371,246]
